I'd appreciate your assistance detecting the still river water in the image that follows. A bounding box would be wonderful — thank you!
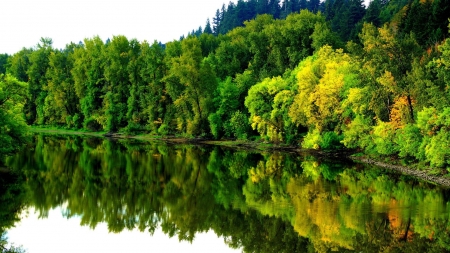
[4,134,450,252]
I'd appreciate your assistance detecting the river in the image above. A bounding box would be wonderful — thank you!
[2,134,450,252]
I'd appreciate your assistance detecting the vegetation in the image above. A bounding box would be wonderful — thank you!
[6,135,450,252]
[0,74,29,167]
[1,1,450,252]
[0,163,27,253]
[1,1,450,172]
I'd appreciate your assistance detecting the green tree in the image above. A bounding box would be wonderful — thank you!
[7,48,32,83]
[166,37,217,136]
[245,76,295,142]
[204,18,213,34]
[102,35,132,131]
[208,72,255,139]
[45,43,81,128]
[126,40,166,134]
[288,46,359,148]
[71,36,106,131]
[0,74,29,165]
[0,54,8,74]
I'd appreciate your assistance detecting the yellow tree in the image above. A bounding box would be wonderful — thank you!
[288,46,359,149]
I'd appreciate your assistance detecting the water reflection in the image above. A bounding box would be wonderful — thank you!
[4,134,450,252]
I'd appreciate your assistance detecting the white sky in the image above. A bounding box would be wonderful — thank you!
[1,0,237,55]
[7,207,242,253]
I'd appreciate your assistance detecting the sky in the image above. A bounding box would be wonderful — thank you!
[1,0,237,55]
[7,207,242,253]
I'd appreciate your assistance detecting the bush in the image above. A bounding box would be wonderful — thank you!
[320,131,343,150]
[84,117,102,131]
[424,130,450,168]
[301,129,321,149]
[341,115,373,150]
[372,121,397,155]
[229,111,249,140]
[158,124,169,136]
[395,124,423,160]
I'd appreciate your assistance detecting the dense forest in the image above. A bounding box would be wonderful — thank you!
[1,0,450,170]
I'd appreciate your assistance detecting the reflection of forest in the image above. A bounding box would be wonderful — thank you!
[0,168,27,252]
[5,135,450,252]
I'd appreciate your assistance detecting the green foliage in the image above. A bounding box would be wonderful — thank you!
[320,131,343,150]
[310,22,343,51]
[416,107,450,168]
[245,76,291,142]
[301,129,321,149]
[0,74,29,164]
[371,120,397,155]
[157,123,169,136]
[7,135,450,252]
[25,38,53,125]
[395,124,423,159]
[208,77,241,138]
[45,43,80,127]
[229,110,250,140]
[341,115,373,150]
[0,54,9,75]
[301,129,343,151]
[3,4,450,169]
[72,36,106,130]
[166,37,217,136]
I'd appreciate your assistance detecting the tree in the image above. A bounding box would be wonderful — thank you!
[102,35,132,131]
[0,74,28,165]
[7,48,32,83]
[204,18,213,34]
[363,0,382,27]
[212,8,223,35]
[24,38,54,125]
[245,76,295,142]
[45,43,81,128]
[126,40,166,133]
[209,71,256,139]
[71,36,106,131]
[358,23,421,123]
[0,54,8,74]
[166,37,217,136]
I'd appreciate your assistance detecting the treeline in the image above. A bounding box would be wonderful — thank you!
[191,0,448,43]
[1,0,450,169]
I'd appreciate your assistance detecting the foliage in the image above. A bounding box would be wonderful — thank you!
[0,74,29,165]
[4,2,450,168]
[6,135,450,252]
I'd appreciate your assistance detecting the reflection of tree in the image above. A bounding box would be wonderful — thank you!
[0,168,27,253]
[7,135,450,252]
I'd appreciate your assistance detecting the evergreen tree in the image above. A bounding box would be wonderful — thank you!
[268,0,281,18]
[308,0,321,13]
[256,0,270,14]
[212,9,222,35]
[363,0,382,27]
[204,18,213,34]
[0,54,8,74]
[298,0,308,11]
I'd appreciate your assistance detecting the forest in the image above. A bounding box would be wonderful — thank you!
[1,0,450,170]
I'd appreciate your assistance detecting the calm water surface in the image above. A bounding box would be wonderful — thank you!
[3,134,450,252]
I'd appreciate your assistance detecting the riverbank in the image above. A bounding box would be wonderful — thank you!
[30,127,450,187]
[352,156,450,187]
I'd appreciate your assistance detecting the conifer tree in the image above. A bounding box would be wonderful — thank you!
[204,18,213,34]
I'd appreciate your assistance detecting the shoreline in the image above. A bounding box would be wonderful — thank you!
[30,127,450,188]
